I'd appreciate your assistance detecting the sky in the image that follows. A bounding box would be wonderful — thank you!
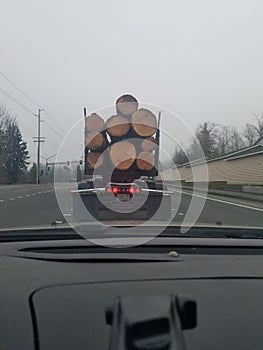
[0,0,263,164]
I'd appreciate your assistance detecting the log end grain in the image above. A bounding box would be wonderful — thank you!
[106,115,130,137]
[85,132,107,151]
[109,140,136,170]
[131,108,157,137]
[141,137,156,152]
[86,152,104,169]
[137,151,155,171]
[116,94,138,116]
[85,113,105,132]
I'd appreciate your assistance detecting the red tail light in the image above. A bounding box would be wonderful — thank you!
[135,188,141,193]
[106,187,112,193]
[129,187,135,194]
[112,187,118,194]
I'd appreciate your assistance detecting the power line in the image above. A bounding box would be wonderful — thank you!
[0,70,42,108]
[0,87,36,116]
[44,120,65,139]
[0,70,66,135]
[43,110,66,135]
[0,86,65,140]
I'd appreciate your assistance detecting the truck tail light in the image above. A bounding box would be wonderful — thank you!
[129,187,135,194]
[112,187,118,194]
[135,188,141,193]
[106,187,112,193]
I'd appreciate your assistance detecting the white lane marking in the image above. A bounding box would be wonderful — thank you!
[9,198,14,201]
[25,194,30,197]
[0,199,4,202]
[63,213,71,217]
[37,192,42,194]
[17,196,23,199]
[31,193,37,196]
[173,189,263,213]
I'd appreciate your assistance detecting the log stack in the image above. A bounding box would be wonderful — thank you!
[84,94,158,174]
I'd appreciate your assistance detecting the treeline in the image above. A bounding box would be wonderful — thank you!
[173,114,263,165]
[0,105,30,184]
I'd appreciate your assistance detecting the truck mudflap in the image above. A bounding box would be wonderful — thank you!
[72,188,172,222]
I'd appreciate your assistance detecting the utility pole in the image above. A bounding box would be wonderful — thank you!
[33,109,45,184]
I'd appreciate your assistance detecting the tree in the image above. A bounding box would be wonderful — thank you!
[173,148,188,165]
[29,163,37,183]
[174,123,246,165]
[243,114,263,146]
[214,125,245,156]
[230,127,246,151]
[189,122,217,160]
[0,105,29,183]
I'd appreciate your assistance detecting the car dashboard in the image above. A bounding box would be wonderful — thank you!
[1,228,263,349]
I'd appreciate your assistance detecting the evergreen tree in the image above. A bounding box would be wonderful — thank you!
[0,107,29,183]
[29,163,37,183]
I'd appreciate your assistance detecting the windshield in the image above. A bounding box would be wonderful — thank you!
[0,0,262,238]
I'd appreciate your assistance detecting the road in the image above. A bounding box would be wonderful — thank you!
[0,183,262,229]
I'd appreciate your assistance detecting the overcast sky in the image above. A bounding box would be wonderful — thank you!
[0,0,263,163]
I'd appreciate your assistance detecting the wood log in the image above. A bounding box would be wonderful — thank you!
[109,140,136,170]
[116,94,138,116]
[85,132,107,151]
[106,115,130,137]
[131,109,157,137]
[137,151,155,171]
[141,137,156,152]
[86,152,104,169]
[85,113,105,132]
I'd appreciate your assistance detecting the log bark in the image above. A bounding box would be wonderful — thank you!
[116,94,138,116]
[141,137,156,152]
[106,115,130,137]
[137,151,155,171]
[131,109,157,137]
[109,140,136,170]
[86,152,104,169]
[85,132,107,151]
[85,113,105,132]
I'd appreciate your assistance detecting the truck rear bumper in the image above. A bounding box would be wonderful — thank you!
[72,192,171,222]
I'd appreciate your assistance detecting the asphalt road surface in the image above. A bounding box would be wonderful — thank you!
[0,183,262,229]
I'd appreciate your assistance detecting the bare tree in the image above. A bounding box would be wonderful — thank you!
[230,127,246,151]
[243,114,263,146]
[214,125,245,155]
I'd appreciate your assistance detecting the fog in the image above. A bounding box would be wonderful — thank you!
[0,0,263,163]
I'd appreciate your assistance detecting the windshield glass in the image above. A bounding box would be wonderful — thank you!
[0,0,262,237]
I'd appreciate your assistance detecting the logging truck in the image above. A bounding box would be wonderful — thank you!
[73,94,172,221]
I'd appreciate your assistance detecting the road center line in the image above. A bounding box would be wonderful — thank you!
[173,189,263,213]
